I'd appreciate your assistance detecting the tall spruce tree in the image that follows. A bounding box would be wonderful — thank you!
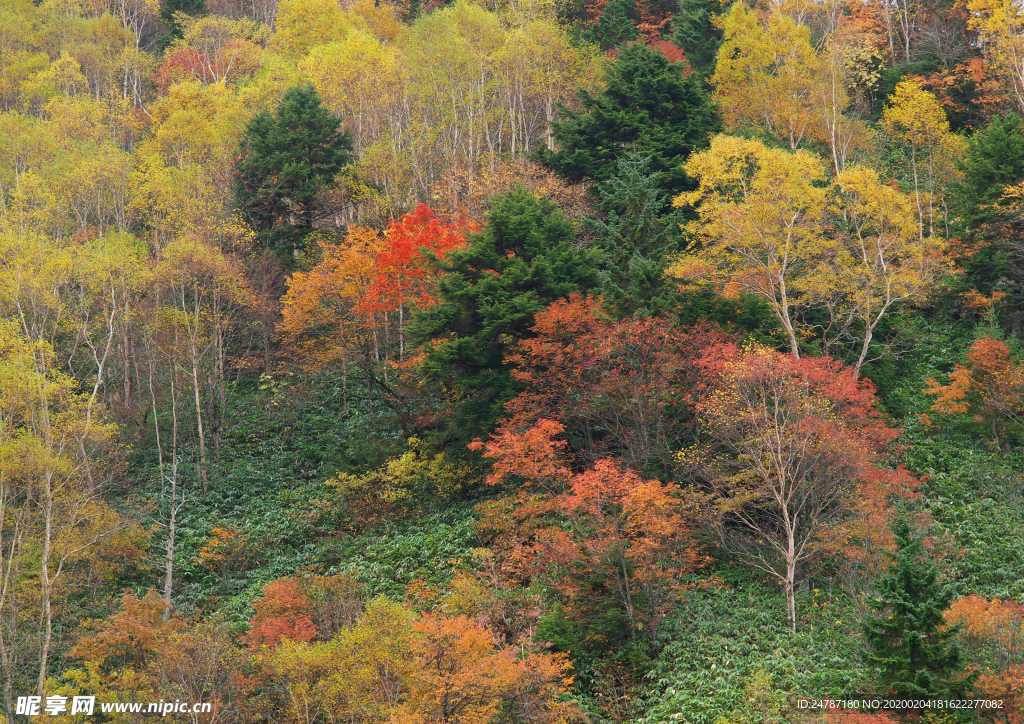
[587,0,640,52]
[672,0,724,78]
[411,185,600,446]
[955,113,1024,296]
[589,153,686,318]
[863,517,973,701]
[541,42,720,203]
[234,85,353,259]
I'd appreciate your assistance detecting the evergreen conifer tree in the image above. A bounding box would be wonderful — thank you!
[672,0,724,78]
[234,85,353,259]
[588,0,640,52]
[589,153,685,317]
[541,42,720,202]
[863,517,974,701]
[955,113,1024,295]
[411,185,600,446]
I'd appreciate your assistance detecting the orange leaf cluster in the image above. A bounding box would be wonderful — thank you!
[247,579,318,649]
[474,420,707,637]
[925,335,1024,445]
[356,203,477,317]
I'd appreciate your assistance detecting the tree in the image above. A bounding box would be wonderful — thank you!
[863,517,974,701]
[0,321,127,701]
[277,225,385,371]
[955,113,1024,304]
[542,41,720,201]
[924,334,1024,449]
[411,185,600,446]
[672,0,725,78]
[588,153,687,318]
[968,0,1024,115]
[233,85,353,258]
[473,426,707,645]
[271,0,357,59]
[712,2,819,152]
[711,2,869,173]
[247,579,317,650]
[685,342,914,632]
[815,166,950,371]
[587,0,640,52]
[673,137,947,366]
[671,135,828,358]
[356,204,476,361]
[396,613,575,724]
[159,0,206,43]
[881,79,964,238]
[501,294,729,476]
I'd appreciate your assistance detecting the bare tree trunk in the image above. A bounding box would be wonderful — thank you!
[163,360,181,621]
[785,533,798,633]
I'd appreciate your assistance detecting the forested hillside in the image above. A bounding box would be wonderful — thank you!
[1,0,1024,720]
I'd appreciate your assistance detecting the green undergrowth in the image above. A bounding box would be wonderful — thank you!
[634,580,868,724]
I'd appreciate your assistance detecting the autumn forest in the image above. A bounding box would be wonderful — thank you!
[1,0,1024,720]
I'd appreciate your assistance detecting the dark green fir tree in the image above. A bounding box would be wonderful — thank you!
[672,0,724,78]
[955,113,1024,297]
[233,85,353,259]
[541,42,720,203]
[588,153,686,318]
[587,0,640,52]
[863,517,974,701]
[410,185,600,446]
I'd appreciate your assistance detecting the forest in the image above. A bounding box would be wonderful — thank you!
[1,0,1024,720]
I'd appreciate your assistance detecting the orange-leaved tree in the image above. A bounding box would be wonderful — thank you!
[396,613,576,724]
[277,225,385,371]
[472,420,706,643]
[925,335,1024,450]
[684,342,917,632]
[945,595,1024,721]
[246,579,317,650]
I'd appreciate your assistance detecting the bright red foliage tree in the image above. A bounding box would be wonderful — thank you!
[502,294,730,475]
[356,204,476,318]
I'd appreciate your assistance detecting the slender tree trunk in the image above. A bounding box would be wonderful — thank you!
[37,469,54,696]
[163,361,181,621]
[785,556,797,633]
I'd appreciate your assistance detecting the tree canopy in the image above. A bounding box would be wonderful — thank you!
[542,41,720,201]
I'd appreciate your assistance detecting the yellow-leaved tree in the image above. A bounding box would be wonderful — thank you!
[816,166,951,370]
[671,135,828,357]
[0,322,136,702]
[968,0,1024,114]
[672,137,951,367]
[711,2,869,173]
[881,78,965,238]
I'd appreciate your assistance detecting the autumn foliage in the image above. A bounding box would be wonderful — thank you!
[356,203,477,318]
[247,579,318,649]
[473,419,707,641]
[684,342,917,631]
[925,335,1024,448]
[502,294,731,473]
[278,206,475,370]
